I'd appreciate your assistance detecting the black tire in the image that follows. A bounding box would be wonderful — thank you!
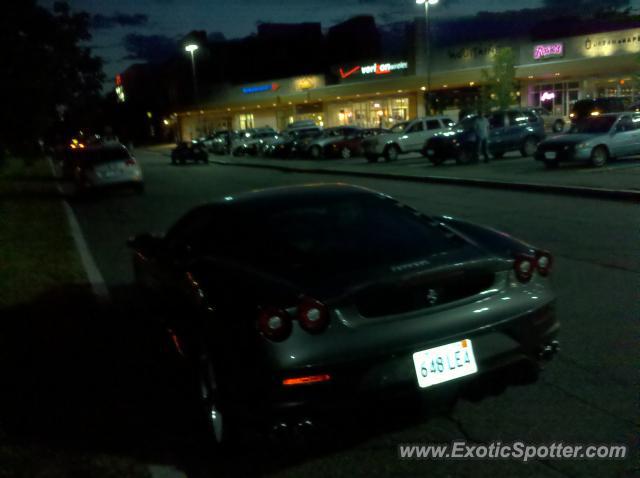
[428,155,446,166]
[520,136,538,157]
[552,120,564,133]
[340,147,352,160]
[590,146,608,167]
[309,145,322,159]
[194,351,232,448]
[455,149,474,165]
[384,145,400,162]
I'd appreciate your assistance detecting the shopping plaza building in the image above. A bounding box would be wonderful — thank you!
[176,26,640,140]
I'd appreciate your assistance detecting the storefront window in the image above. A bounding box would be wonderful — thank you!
[530,81,580,116]
[327,97,409,128]
[238,114,255,130]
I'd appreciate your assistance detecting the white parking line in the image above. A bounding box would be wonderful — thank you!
[47,158,110,303]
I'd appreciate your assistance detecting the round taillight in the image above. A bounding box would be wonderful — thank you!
[514,255,535,283]
[258,307,292,342]
[298,297,330,334]
[536,250,553,277]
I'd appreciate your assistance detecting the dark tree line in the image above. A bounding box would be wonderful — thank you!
[0,1,104,157]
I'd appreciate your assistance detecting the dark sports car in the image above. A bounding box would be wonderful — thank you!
[171,141,209,164]
[128,184,558,444]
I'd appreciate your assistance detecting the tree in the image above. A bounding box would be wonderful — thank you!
[0,1,104,155]
[481,47,519,112]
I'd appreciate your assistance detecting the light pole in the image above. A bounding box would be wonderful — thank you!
[417,0,438,115]
[185,43,199,104]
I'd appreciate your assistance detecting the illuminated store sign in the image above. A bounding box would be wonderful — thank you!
[540,91,556,102]
[533,43,564,60]
[242,83,280,94]
[339,61,409,79]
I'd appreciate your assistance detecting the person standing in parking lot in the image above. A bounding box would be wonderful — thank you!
[475,114,490,163]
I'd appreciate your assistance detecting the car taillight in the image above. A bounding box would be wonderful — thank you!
[297,297,330,334]
[536,250,553,277]
[258,307,292,342]
[125,157,136,166]
[513,254,535,283]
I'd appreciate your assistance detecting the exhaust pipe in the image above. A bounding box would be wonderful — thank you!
[538,340,560,361]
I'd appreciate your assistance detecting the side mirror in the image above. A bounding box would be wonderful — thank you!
[127,233,162,255]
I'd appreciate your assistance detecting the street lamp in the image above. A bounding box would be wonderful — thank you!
[416,0,438,115]
[185,43,199,103]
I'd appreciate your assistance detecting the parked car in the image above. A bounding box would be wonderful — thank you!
[267,127,323,158]
[423,110,545,164]
[305,126,361,159]
[61,143,144,195]
[321,128,391,159]
[171,141,209,164]
[128,184,558,445]
[535,112,640,168]
[231,128,277,156]
[422,115,483,165]
[209,131,235,155]
[569,97,627,124]
[531,107,567,133]
[361,116,455,162]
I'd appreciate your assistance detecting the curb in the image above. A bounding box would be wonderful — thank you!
[205,159,640,202]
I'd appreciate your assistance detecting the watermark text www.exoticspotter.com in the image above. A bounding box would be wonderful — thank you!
[398,441,628,462]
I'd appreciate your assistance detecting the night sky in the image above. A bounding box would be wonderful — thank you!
[39,0,639,82]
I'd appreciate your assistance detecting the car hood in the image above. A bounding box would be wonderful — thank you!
[541,133,601,146]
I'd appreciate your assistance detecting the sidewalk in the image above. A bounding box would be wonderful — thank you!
[146,144,640,201]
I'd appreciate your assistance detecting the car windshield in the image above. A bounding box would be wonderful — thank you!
[390,122,409,133]
[570,116,617,134]
[196,194,466,281]
[69,148,130,162]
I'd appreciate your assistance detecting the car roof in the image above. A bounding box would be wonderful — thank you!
[209,184,384,209]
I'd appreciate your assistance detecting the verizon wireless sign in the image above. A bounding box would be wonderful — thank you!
[339,61,409,80]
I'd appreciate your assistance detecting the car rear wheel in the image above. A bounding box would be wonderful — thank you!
[455,149,474,165]
[552,119,564,133]
[196,353,228,447]
[428,155,445,166]
[309,145,322,159]
[384,145,400,162]
[340,147,352,159]
[520,137,538,157]
[590,146,609,167]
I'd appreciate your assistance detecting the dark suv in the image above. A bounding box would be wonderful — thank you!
[570,97,627,124]
[423,109,546,165]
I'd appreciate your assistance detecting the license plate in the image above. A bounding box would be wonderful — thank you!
[544,151,557,159]
[427,149,435,156]
[412,339,478,388]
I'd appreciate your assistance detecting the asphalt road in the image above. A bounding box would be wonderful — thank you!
[64,150,637,478]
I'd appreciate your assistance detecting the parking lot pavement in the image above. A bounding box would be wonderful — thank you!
[145,144,640,198]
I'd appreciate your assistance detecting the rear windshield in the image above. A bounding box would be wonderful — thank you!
[570,116,616,134]
[68,148,130,162]
[187,195,466,276]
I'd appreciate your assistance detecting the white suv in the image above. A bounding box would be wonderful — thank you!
[361,116,455,162]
